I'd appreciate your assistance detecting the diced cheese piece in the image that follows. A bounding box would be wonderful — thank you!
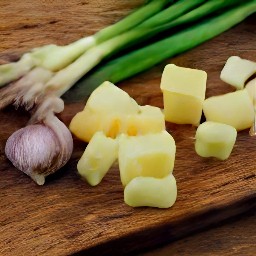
[160,64,207,125]
[118,131,176,187]
[162,93,203,125]
[124,174,177,208]
[126,105,165,136]
[77,131,118,186]
[203,89,254,131]
[195,121,237,160]
[69,108,101,142]
[245,77,256,103]
[69,110,128,142]
[85,81,139,115]
[69,82,140,142]
[220,56,256,90]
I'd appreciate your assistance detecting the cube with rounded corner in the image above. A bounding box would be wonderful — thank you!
[118,131,176,187]
[220,56,256,90]
[124,174,177,208]
[160,64,207,125]
[195,121,237,160]
[203,89,254,131]
[77,131,118,186]
[69,81,140,142]
[85,81,139,115]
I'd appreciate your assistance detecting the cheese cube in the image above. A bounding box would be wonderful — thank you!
[77,131,118,186]
[126,105,165,136]
[69,108,101,142]
[160,64,207,125]
[195,121,237,160]
[220,56,256,90]
[118,131,176,187]
[69,81,140,142]
[85,81,139,115]
[124,174,177,208]
[203,90,254,131]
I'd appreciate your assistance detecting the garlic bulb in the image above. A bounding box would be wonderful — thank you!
[5,117,73,185]
[5,96,73,185]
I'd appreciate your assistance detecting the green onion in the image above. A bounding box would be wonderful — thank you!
[45,0,208,95]
[64,0,256,101]
[0,0,170,87]
[33,0,171,71]
[1,0,255,105]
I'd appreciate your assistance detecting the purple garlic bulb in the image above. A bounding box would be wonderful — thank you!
[5,116,73,185]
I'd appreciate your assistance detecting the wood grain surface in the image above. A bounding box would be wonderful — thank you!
[143,209,256,256]
[0,1,255,255]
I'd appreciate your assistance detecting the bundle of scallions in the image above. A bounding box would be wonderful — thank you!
[1,0,256,185]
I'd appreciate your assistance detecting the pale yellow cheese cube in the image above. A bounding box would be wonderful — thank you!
[77,131,118,186]
[70,110,128,142]
[69,81,140,141]
[220,56,256,90]
[118,131,176,187]
[203,89,254,131]
[195,121,237,160]
[124,174,177,208]
[126,105,165,136]
[160,64,207,125]
[85,81,139,115]
[69,108,101,142]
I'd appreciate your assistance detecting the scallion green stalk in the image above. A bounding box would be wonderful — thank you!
[157,0,245,30]
[137,0,206,28]
[45,0,208,95]
[94,0,172,44]
[64,0,256,101]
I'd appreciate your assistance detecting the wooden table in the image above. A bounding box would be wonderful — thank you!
[143,209,256,256]
[0,1,255,255]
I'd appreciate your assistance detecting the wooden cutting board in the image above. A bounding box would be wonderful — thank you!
[0,1,255,255]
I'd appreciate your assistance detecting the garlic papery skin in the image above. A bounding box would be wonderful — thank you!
[5,117,73,185]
